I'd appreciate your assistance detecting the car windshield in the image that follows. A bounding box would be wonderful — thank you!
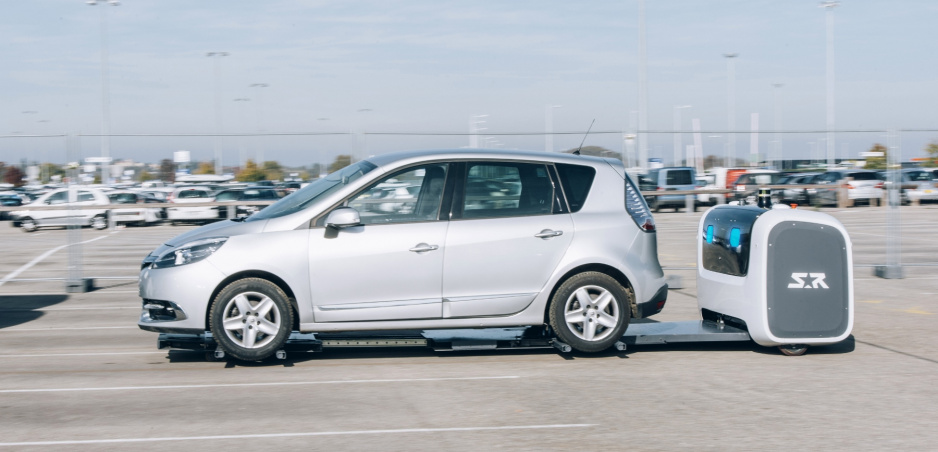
[215,191,241,201]
[246,160,378,222]
[906,171,933,181]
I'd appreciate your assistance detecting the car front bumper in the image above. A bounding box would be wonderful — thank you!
[137,259,227,334]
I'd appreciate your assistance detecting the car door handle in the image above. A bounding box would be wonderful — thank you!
[535,229,563,239]
[409,243,439,253]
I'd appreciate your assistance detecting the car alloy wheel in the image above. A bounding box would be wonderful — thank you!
[549,272,630,353]
[20,217,37,232]
[209,278,293,361]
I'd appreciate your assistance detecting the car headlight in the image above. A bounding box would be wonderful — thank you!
[151,237,228,269]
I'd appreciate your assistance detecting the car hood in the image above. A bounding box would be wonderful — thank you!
[164,219,268,247]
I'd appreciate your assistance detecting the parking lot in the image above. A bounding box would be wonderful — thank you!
[1,205,936,450]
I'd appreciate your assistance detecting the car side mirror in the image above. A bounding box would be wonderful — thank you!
[325,207,361,229]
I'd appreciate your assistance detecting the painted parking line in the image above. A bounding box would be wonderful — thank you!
[0,375,520,394]
[0,306,137,312]
[0,424,594,447]
[0,326,136,332]
[0,235,110,288]
[0,351,168,358]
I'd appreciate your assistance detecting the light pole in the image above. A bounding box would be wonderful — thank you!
[469,115,488,148]
[86,0,119,184]
[207,52,229,175]
[233,98,250,169]
[673,105,691,166]
[724,53,739,168]
[545,105,562,152]
[249,83,268,164]
[637,0,648,171]
[356,108,372,161]
[772,83,784,169]
[821,1,839,169]
[38,119,51,183]
[21,111,38,183]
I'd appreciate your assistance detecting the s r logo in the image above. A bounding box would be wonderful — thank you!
[788,272,829,289]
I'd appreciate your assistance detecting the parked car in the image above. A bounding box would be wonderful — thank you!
[138,149,669,361]
[777,173,821,205]
[166,186,219,225]
[10,187,109,232]
[903,169,938,204]
[0,192,25,221]
[106,191,163,226]
[731,171,781,205]
[645,166,697,212]
[213,187,286,219]
[813,170,884,206]
[694,173,721,206]
[708,167,749,203]
[880,169,938,205]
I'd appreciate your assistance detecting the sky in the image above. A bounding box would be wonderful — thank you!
[1,0,937,169]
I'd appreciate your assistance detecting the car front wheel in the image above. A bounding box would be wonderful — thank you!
[549,272,630,353]
[91,214,107,230]
[209,278,293,361]
[20,217,37,232]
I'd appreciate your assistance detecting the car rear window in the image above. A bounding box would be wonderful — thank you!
[178,189,211,198]
[215,191,240,201]
[556,163,595,213]
[848,172,878,181]
[666,170,693,185]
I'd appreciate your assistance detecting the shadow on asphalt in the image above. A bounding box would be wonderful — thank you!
[0,294,69,329]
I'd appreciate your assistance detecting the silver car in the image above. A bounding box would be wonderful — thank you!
[138,149,668,360]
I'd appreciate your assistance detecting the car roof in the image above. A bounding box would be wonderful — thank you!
[365,148,616,168]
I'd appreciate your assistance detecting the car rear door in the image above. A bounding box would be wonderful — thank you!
[441,161,573,318]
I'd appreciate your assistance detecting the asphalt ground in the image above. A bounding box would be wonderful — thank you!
[0,204,936,451]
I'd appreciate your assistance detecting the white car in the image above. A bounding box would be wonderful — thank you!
[10,187,109,232]
[106,191,163,226]
[166,186,219,225]
[138,149,669,361]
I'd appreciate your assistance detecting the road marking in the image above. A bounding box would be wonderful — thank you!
[0,351,167,358]
[0,235,110,288]
[0,326,136,332]
[859,300,883,304]
[901,307,933,315]
[0,375,520,394]
[0,306,137,312]
[0,423,592,447]
[0,306,140,312]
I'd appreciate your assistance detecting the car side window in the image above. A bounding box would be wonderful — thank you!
[346,163,448,225]
[46,191,68,205]
[460,162,553,219]
[556,163,595,213]
[77,191,96,202]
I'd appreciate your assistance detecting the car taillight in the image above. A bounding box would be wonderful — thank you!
[845,183,854,189]
[874,182,884,189]
[625,176,655,232]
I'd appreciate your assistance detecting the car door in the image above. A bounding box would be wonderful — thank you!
[441,161,573,318]
[35,190,69,226]
[308,163,451,322]
[815,172,840,205]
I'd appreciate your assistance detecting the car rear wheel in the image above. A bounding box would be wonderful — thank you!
[91,214,107,230]
[549,272,630,353]
[20,217,37,232]
[209,278,293,361]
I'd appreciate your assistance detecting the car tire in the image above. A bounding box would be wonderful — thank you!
[548,272,630,353]
[91,214,108,230]
[209,278,293,361]
[20,217,37,233]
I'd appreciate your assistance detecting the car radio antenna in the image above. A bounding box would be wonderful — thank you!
[574,119,595,155]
